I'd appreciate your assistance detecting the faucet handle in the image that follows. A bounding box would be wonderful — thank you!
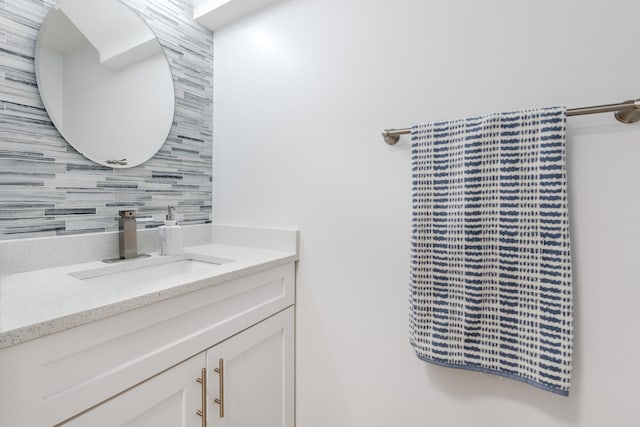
[166,206,175,221]
[118,209,137,218]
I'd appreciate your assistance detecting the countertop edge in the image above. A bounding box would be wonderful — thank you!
[0,251,298,350]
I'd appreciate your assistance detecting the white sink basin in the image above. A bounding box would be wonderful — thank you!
[69,253,233,290]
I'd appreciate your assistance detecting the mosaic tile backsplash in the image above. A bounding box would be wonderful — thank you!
[0,0,213,240]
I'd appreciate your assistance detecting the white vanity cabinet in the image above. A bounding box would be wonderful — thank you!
[0,262,295,427]
[62,308,294,427]
[206,308,294,427]
[62,353,207,427]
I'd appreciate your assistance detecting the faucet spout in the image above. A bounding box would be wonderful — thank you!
[118,209,139,259]
[101,210,150,263]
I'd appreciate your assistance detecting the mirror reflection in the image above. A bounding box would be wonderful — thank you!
[35,0,175,168]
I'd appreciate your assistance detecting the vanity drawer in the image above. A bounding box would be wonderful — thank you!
[0,262,294,427]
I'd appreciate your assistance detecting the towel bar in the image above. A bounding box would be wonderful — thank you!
[382,98,640,145]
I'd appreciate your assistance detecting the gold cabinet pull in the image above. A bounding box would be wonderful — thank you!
[196,368,207,427]
[214,358,225,418]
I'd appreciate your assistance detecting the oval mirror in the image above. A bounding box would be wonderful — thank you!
[35,0,175,168]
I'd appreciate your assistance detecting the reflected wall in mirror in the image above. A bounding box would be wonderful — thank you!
[35,0,175,168]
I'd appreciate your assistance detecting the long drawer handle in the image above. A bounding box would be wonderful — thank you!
[196,368,207,427]
[214,358,225,418]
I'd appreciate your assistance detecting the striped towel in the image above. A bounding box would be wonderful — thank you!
[409,106,573,395]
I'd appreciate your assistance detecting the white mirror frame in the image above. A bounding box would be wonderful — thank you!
[35,0,175,168]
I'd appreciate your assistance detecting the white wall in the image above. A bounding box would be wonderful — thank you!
[212,0,640,425]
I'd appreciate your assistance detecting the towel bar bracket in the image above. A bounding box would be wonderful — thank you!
[382,128,410,145]
[614,99,640,123]
[382,130,401,145]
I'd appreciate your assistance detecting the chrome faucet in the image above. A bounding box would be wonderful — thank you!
[118,209,139,259]
[101,210,150,263]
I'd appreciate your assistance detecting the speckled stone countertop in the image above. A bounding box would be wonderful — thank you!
[0,242,297,350]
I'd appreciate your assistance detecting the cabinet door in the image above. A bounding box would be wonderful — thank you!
[62,353,206,427]
[207,307,294,427]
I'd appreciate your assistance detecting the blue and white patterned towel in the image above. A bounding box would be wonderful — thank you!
[409,106,573,395]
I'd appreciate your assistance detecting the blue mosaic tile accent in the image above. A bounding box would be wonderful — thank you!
[0,0,213,240]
